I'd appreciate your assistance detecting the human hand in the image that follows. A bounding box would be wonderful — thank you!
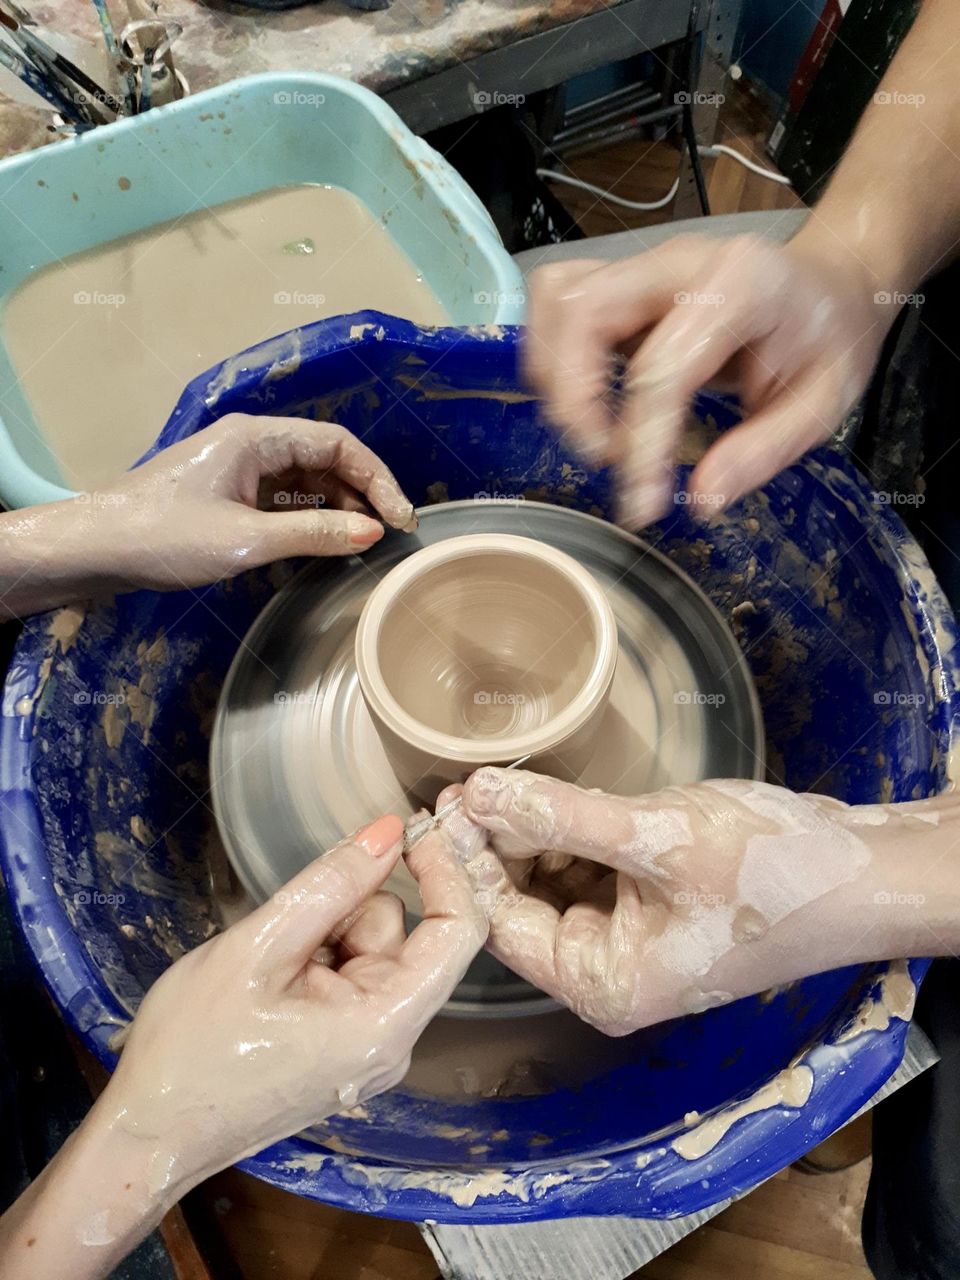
[524,232,888,527]
[0,414,418,618]
[99,814,485,1195]
[454,768,946,1036]
[86,413,417,591]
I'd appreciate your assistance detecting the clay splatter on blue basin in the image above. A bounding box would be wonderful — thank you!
[0,317,956,1222]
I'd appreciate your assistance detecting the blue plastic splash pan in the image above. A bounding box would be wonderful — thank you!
[0,317,956,1222]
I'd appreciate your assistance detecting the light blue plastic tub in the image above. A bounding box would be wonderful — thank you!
[0,72,525,509]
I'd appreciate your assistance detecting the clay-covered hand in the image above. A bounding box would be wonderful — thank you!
[524,232,887,527]
[454,768,950,1036]
[0,815,486,1280]
[96,413,418,589]
[0,414,418,619]
[102,814,485,1191]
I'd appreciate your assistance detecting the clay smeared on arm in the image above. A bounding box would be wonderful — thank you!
[456,767,960,1036]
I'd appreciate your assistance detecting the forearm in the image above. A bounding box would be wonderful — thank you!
[793,0,960,297]
[709,792,960,994]
[0,500,137,620]
[0,1094,189,1280]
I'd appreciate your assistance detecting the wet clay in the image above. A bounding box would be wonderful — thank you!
[355,535,619,799]
[672,1065,814,1161]
[377,551,597,739]
[836,959,916,1041]
[3,184,448,490]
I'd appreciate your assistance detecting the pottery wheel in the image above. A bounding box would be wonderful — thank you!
[211,501,763,1016]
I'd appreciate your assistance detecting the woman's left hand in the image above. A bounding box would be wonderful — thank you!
[95,413,418,590]
[105,815,485,1191]
[0,815,485,1280]
[0,414,418,619]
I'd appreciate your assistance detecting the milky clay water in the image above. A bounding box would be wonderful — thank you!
[2,184,449,490]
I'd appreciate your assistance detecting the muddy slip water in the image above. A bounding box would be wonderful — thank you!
[2,183,448,491]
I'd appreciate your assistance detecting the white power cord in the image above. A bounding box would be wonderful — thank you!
[535,169,680,211]
[536,142,790,211]
[698,143,792,185]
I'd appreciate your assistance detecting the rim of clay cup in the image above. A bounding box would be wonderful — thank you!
[354,533,619,763]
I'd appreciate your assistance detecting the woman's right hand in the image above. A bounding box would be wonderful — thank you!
[524,230,890,527]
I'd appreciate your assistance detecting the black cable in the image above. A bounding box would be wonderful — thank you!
[678,15,712,217]
[681,98,711,216]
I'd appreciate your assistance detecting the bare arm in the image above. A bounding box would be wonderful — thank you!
[0,413,417,621]
[450,768,960,1035]
[793,0,960,299]
[525,0,960,526]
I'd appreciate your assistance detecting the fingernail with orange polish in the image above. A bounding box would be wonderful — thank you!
[354,814,404,857]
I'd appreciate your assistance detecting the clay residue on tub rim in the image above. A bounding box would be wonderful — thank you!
[394,371,536,402]
[12,654,53,719]
[204,330,303,409]
[277,1155,612,1209]
[672,1064,815,1161]
[836,959,916,1042]
[48,604,86,653]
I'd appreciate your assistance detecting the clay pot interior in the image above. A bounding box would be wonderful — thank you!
[380,553,597,738]
[355,534,618,792]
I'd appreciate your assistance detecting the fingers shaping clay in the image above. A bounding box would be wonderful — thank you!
[211,501,764,1015]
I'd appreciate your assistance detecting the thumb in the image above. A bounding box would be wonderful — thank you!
[463,768,664,874]
[243,508,384,562]
[433,784,490,863]
[244,815,404,980]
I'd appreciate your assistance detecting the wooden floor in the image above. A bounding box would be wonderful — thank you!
[199,1146,874,1279]
[543,82,803,238]
[183,87,867,1280]
[643,1161,873,1280]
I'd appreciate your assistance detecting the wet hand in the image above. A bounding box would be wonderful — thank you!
[100,815,486,1193]
[454,768,910,1035]
[91,413,417,590]
[524,234,886,527]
